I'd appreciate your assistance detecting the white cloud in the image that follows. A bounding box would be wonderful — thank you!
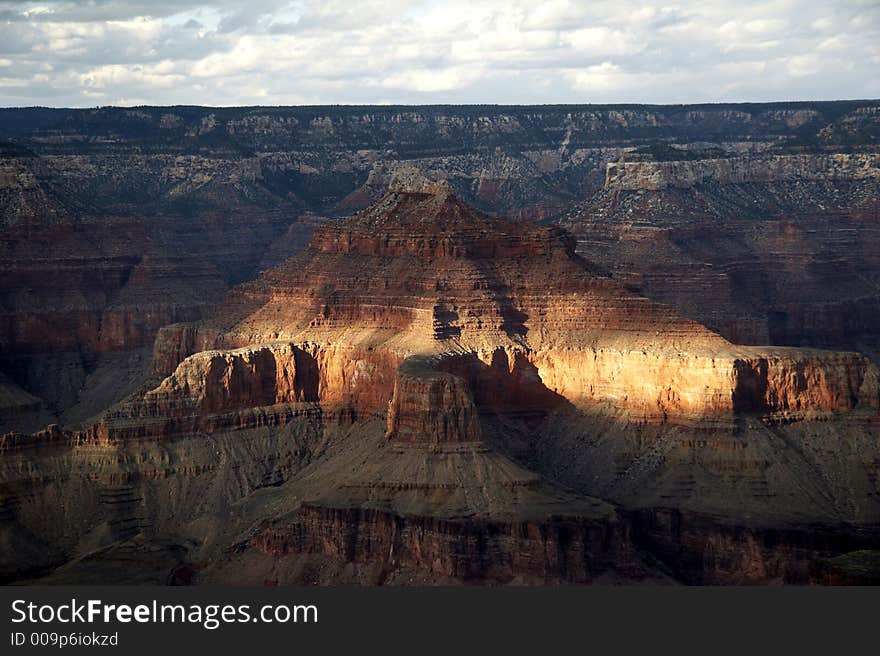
[190,35,266,77]
[521,1,588,31]
[379,65,485,92]
[563,27,642,57]
[566,62,628,92]
[786,53,822,78]
[816,36,847,52]
[0,0,877,106]
[79,62,187,89]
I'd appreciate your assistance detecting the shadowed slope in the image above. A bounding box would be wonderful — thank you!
[2,171,879,584]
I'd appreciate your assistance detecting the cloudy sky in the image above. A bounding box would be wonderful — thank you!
[0,0,878,107]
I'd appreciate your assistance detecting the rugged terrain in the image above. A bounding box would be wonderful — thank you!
[0,102,879,584]
[2,102,879,428]
[2,168,878,585]
[561,149,880,359]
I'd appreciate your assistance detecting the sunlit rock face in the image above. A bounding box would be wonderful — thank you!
[3,172,879,585]
[145,169,879,426]
[143,344,319,416]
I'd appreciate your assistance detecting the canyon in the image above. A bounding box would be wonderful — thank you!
[0,102,879,585]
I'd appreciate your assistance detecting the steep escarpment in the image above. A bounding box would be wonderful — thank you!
[604,153,880,190]
[562,150,880,358]
[151,175,879,425]
[143,344,319,416]
[529,346,878,421]
[0,101,878,221]
[3,102,877,220]
[385,356,483,444]
[129,173,874,436]
[221,354,651,585]
[211,345,880,585]
[248,504,642,585]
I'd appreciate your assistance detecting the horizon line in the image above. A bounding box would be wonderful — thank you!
[2,98,879,111]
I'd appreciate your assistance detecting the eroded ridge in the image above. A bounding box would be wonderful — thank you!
[135,170,879,428]
[3,172,879,585]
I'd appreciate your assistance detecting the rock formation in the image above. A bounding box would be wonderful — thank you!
[603,153,880,191]
[562,149,880,360]
[144,172,878,425]
[1,102,879,585]
[3,170,877,585]
[2,102,879,430]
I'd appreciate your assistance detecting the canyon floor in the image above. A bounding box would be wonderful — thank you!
[1,103,879,584]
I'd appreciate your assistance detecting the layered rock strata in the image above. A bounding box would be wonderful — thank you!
[3,101,879,430]
[562,151,880,358]
[604,153,880,191]
[3,102,877,221]
[146,173,879,425]
[0,211,310,424]
[3,172,879,585]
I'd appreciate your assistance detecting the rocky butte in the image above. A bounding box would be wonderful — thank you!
[1,168,878,584]
[2,102,878,437]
